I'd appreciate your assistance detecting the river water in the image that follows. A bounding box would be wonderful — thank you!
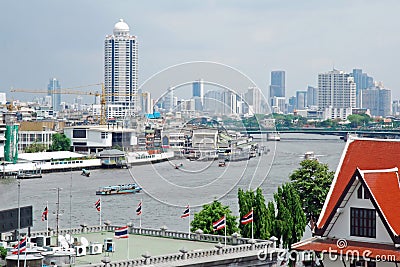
[0,134,345,233]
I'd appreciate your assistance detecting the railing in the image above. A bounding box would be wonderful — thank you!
[7,224,278,267]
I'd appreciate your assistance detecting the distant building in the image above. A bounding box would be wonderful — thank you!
[318,69,356,119]
[307,86,318,107]
[104,19,138,119]
[0,93,6,105]
[271,96,286,114]
[192,79,204,111]
[270,71,285,97]
[296,91,307,110]
[245,87,262,114]
[47,78,61,112]
[140,91,152,114]
[362,82,392,117]
[352,69,374,108]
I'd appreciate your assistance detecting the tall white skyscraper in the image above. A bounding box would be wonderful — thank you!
[318,69,356,119]
[104,19,138,119]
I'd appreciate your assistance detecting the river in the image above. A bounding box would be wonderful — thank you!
[0,134,346,233]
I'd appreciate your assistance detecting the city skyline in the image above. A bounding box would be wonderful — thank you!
[1,1,399,102]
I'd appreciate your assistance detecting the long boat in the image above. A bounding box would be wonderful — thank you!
[96,184,142,195]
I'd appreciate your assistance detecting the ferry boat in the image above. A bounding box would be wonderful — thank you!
[96,184,142,195]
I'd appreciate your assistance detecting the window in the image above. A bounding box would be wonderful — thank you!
[350,208,376,238]
[356,185,369,199]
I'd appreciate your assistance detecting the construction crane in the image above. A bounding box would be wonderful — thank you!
[11,83,109,124]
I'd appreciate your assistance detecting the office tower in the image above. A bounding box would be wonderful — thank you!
[47,78,61,112]
[104,19,138,119]
[269,71,285,106]
[192,79,204,111]
[296,91,307,110]
[352,69,374,108]
[287,96,296,114]
[307,86,318,107]
[362,82,392,117]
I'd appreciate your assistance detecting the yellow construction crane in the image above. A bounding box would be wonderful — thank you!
[11,83,109,124]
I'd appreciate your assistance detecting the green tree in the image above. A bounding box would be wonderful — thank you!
[191,200,238,235]
[49,133,71,151]
[273,183,306,248]
[0,246,6,259]
[347,114,371,128]
[238,188,275,239]
[24,142,47,153]
[289,159,334,225]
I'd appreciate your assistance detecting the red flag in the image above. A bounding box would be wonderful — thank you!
[41,206,48,221]
[181,205,190,218]
[136,201,142,215]
[95,199,101,212]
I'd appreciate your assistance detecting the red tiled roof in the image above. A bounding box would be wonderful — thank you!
[363,171,400,235]
[293,238,400,262]
[317,138,400,231]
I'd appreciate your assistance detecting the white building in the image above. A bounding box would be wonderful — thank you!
[104,19,138,120]
[64,125,137,154]
[318,69,356,119]
[293,137,400,267]
[245,87,262,114]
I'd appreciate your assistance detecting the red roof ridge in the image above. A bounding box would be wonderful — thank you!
[358,167,399,174]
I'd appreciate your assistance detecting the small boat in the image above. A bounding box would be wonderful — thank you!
[218,161,226,167]
[304,151,317,160]
[96,184,142,195]
[81,169,90,177]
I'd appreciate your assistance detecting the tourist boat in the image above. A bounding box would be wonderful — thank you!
[96,184,142,195]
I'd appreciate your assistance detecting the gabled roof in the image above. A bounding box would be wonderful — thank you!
[292,237,400,262]
[361,169,400,236]
[316,137,400,237]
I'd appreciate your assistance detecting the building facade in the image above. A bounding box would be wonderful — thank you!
[104,19,138,120]
[47,78,61,112]
[362,83,391,118]
[318,69,356,119]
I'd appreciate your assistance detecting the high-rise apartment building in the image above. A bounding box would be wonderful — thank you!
[245,87,262,114]
[318,69,356,119]
[47,78,61,112]
[104,19,138,119]
[296,91,307,110]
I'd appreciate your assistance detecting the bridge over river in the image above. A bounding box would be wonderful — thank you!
[229,127,400,140]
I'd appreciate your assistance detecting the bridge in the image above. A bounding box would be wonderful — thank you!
[227,127,400,140]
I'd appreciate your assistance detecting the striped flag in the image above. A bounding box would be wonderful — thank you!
[136,201,142,215]
[240,209,253,225]
[12,237,27,255]
[95,199,101,212]
[213,216,226,231]
[114,226,129,239]
[41,206,48,221]
[181,205,190,218]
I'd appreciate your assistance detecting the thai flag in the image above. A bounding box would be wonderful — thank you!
[95,199,101,212]
[114,226,129,239]
[136,201,142,216]
[240,210,253,225]
[213,216,226,231]
[181,205,190,218]
[12,237,27,254]
[41,206,48,221]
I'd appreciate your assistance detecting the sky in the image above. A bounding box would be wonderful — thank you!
[1,0,400,103]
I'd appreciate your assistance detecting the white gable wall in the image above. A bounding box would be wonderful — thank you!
[327,178,393,245]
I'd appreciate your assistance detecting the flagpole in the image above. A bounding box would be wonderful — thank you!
[99,196,102,226]
[188,204,190,236]
[251,207,254,240]
[139,199,142,233]
[46,201,49,237]
[224,215,227,247]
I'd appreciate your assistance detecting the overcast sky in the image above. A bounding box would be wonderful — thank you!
[1,0,400,103]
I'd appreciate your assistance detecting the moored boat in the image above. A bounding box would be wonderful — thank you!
[96,184,142,195]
